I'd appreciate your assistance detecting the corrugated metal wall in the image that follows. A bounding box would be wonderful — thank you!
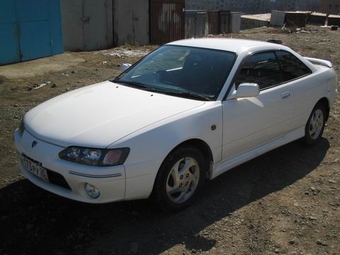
[61,0,113,51]
[208,11,231,34]
[208,11,219,34]
[113,0,149,46]
[150,0,185,45]
[185,11,208,38]
[220,11,231,34]
[0,0,63,65]
[285,13,307,28]
[185,10,232,38]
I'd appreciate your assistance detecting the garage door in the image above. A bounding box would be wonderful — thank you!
[0,0,63,65]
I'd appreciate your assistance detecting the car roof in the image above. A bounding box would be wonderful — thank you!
[167,38,290,54]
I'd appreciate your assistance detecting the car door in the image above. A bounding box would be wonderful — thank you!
[221,52,295,162]
[275,50,314,129]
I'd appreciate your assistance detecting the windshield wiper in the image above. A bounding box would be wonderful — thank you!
[179,92,212,101]
[144,87,213,101]
[113,80,212,101]
[164,91,212,101]
[113,80,148,89]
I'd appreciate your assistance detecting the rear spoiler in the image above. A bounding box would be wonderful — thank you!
[304,57,333,68]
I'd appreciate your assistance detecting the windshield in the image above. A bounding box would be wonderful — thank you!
[113,45,236,101]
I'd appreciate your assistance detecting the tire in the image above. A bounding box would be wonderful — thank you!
[152,146,207,212]
[303,103,326,146]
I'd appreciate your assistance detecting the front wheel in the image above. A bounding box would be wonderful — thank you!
[303,103,326,146]
[152,146,207,212]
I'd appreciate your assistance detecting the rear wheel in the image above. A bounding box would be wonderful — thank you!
[303,103,326,145]
[152,146,206,212]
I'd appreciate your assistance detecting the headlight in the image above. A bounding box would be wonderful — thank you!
[59,147,130,166]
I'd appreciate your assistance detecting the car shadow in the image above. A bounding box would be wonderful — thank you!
[0,139,330,255]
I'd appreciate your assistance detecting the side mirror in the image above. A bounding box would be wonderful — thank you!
[120,63,132,72]
[232,83,260,99]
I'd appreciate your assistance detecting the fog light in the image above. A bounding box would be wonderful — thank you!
[85,183,100,199]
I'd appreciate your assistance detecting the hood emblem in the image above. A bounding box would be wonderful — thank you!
[31,141,38,148]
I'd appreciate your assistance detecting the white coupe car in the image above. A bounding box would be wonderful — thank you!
[14,38,337,211]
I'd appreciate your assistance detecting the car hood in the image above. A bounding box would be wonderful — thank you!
[24,81,205,147]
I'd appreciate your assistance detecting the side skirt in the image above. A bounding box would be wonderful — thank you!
[210,126,305,180]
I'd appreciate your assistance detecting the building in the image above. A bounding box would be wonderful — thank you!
[320,0,340,14]
[243,0,273,13]
[185,0,322,13]
[186,0,250,12]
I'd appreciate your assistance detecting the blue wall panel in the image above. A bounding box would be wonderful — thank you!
[16,0,49,22]
[0,0,63,65]
[0,0,16,23]
[20,21,52,61]
[49,0,64,54]
[0,24,20,64]
[0,0,20,64]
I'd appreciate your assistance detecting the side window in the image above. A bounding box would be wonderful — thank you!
[276,50,312,82]
[235,52,282,90]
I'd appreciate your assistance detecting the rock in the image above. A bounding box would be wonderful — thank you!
[316,240,328,246]
[267,39,282,44]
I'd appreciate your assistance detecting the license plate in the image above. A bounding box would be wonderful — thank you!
[20,154,49,182]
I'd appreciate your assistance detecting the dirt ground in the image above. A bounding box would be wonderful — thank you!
[0,26,339,255]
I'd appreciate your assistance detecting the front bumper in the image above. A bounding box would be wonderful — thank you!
[14,128,126,203]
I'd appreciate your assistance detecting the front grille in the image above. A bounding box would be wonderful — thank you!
[47,170,71,190]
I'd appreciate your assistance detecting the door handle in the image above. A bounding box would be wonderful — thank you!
[281,92,290,99]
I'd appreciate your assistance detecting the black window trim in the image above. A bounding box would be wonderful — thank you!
[223,49,313,100]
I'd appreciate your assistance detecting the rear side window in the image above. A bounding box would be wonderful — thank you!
[276,51,312,82]
[234,50,312,91]
[235,52,282,90]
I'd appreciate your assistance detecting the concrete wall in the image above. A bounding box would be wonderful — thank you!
[230,12,241,33]
[241,17,269,30]
[61,0,113,51]
[270,10,286,26]
[113,0,149,46]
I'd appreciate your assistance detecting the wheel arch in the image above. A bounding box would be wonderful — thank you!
[150,138,213,211]
[315,97,330,121]
[154,138,213,183]
[172,139,213,174]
